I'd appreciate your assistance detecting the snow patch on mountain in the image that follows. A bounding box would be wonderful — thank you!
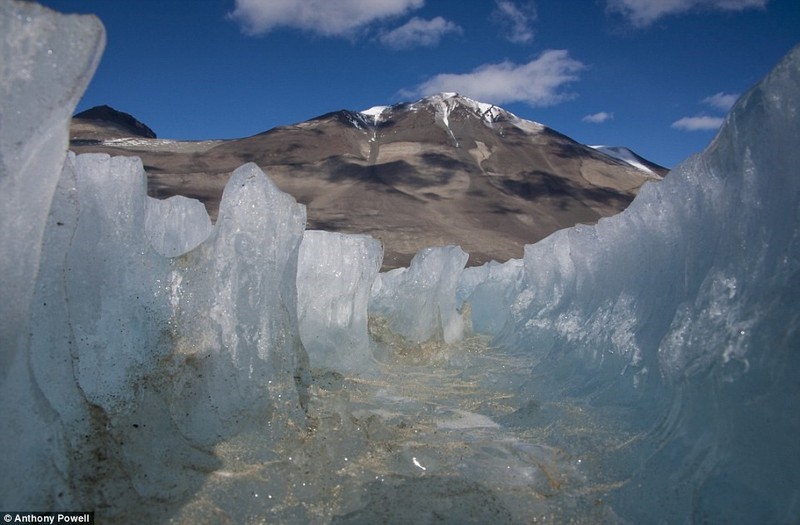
[360,105,390,126]
[343,111,367,130]
[423,93,461,146]
[416,93,545,135]
[590,145,661,176]
[356,93,548,141]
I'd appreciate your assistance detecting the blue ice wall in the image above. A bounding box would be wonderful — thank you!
[483,45,800,523]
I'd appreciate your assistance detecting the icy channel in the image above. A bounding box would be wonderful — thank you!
[168,332,629,524]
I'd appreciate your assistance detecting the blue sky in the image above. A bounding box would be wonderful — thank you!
[40,0,799,168]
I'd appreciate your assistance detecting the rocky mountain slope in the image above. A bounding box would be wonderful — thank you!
[69,94,667,268]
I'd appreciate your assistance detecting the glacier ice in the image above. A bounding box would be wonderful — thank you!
[0,0,103,382]
[370,245,469,345]
[479,44,800,522]
[457,258,524,336]
[145,194,212,257]
[297,230,382,373]
[1,2,799,523]
[167,161,309,446]
[4,149,311,515]
[0,0,104,510]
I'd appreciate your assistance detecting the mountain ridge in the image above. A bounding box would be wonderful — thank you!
[69,94,667,268]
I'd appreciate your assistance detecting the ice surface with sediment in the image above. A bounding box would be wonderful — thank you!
[1,2,799,523]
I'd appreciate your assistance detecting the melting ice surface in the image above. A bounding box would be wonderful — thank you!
[2,3,800,523]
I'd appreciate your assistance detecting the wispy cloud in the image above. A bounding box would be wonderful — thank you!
[607,0,768,27]
[702,91,739,111]
[406,50,585,106]
[583,111,614,123]
[228,0,424,36]
[671,115,724,131]
[672,91,738,131]
[379,16,462,49]
[491,0,537,44]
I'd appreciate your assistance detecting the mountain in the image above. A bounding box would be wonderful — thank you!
[68,94,667,268]
[71,105,157,141]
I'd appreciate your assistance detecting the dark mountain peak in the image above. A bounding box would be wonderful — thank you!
[73,105,156,139]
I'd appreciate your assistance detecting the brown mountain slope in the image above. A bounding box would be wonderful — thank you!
[69,94,667,268]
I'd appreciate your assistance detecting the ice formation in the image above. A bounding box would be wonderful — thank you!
[0,0,103,383]
[370,245,469,345]
[469,45,800,521]
[1,2,799,523]
[0,1,105,509]
[145,194,212,257]
[297,230,382,372]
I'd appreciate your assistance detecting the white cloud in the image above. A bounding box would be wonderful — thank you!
[583,111,614,123]
[228,0,424,36]
[491,0,537,44]
[607,0,768,27]
[702,92,739,111]
[671,115,725,131]
[408,50,585,107]
[672,92,737,131]
[379,16,462,49]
